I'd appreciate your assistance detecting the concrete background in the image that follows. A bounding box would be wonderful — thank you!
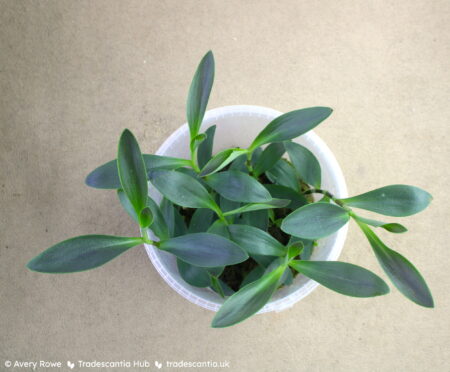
[1,1,449,371]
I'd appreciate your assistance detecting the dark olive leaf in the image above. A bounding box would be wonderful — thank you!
[266,159,300,192]
[250,147,263,167]
[27,235,143,273]
[285,141,321,188]
[149,170,219,212]
[223,198,290,216]
[211,278,235,296]
[187,51,215,138]
[117,129,148,214]
[338,185,432,217]
[211,265,286,328]
[229,153,247,172]
[85,154,192,190]
[249,107,333,150]
[197,125,216,168]
[289,260,390,297]
[228,224,286,257]
[236,209,269,231]
[281,202,350,239]
[199,148,248,177]
[240,265,266,288]
[139,207,153,228]
[352,215,407,234]
[288,236,315,260]
[146,197,170,240]
[117,189,138,222]
[207,219,231,239]
[253,142,286,177]
[264,184,308,210]
[177,258,211,288]
[159,233,248,267]
[357,222,434,307]
[188,208,215,233]
[205,170,272,203]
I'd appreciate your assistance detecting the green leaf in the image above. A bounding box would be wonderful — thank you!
[27,235,143,273]
[236,209,269,231]
[187,50,215,138]
[266,159,300,192]
[288,236,315,260]
[352,215,407,234]
[139,207,153,228]
[117,129,148,213]
[211,265,285,328]
[199,148,248,177]
[205,170,272,203]
[190,133,207,152]
[160,198,187,238]
[289,260,390,297]
[149,170,219,211]
[177,259,212,288]
[188,208,215,233]
[117,188,139,222]
[249,107,333,150]
[229,153,247,172]
[85,154,192,190]
[287,241,304,259]
[285,141,321,188]
[197,125,216,168]
[250,147,263,167]
[223,198,290,216]
[264,184,308,210]
[210,278,235,296]
[357,222,434,307]
[146,197,170,240]
[207,219,231,238]
[228,224,286,257]
[253,142,285,177]
[281,202,350,239]
[159,233,248,267]
[339,185,432,217]
[240,265,265,288]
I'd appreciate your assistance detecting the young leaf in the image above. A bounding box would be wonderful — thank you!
[197,125,216,168]
[289,260,390,297]
[190,133,207,152]
[27,235,143,273]
[287,241,304,259]
[228,224,286,257]
[281,202,350,239]
[205,170,272,203]
[223,198,290,216]
[210,278,235,296]
[253,142,286,177]
[338,185,432,217]
[249,107,333,150]
[199,148,248,177]
[159,233,248,267]
[149,169,219,211]
[187,51,215,138]
[352,215,407,234]
[288,236,315,260]
[285,141,321,188]
[85,154,191,190]
[357,222,434,307]
[264,184,308,210]
[211,265,286,328]
[139,207,153,228]
[266,159,300,192]
[117,129,148,214]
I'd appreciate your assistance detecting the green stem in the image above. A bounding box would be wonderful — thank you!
[140,227,159,246]
[304,188,350,210]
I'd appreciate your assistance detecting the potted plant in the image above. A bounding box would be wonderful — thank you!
[27,51,434,328]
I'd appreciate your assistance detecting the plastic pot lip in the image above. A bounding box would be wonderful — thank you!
[143,105,349,314]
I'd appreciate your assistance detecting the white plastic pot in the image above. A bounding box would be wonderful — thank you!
[144,105,348,313]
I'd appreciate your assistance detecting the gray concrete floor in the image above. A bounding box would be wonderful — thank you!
[1,1,449,371]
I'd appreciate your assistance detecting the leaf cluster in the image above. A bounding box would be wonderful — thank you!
[27,51,434,328]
